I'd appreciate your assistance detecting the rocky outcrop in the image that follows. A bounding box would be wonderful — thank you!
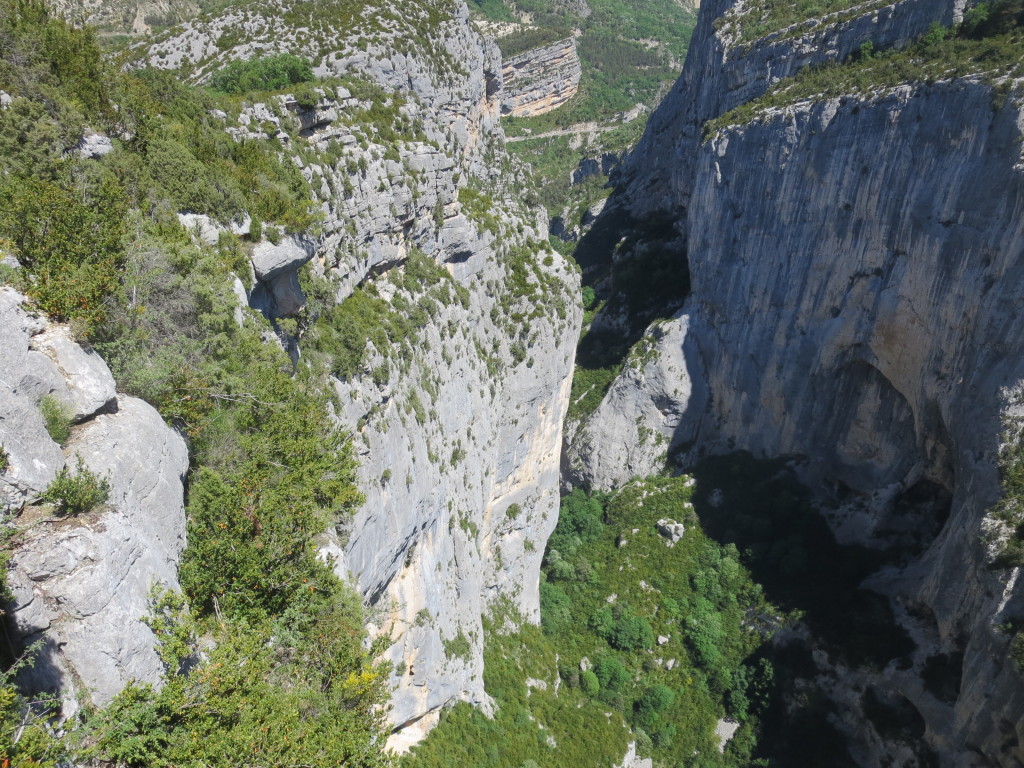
[566,312,705,490]
[144,0,581,747]
[622,0,966,223]
[501,37,582,117]
[571,151,621,185]
[51,0,198,34]
[573,0,1024,764]
[0,288,189,716]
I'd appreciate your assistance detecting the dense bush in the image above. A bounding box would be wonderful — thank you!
[87,588,391,768]
[207,53,315,94]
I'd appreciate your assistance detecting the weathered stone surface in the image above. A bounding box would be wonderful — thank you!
[49,0,199,35]
[655,519,684,545]
[30,325,117,423]
[568,312,704,490]
[501,38,581,118]
[0,290,189,717]
[576,0,1024,763]
[615,741,653,768]
[248,233,316,317]
[75,132,114,158]
[622,0,963,223]
[0,290,64,505]
[11,396,188,715]
[250,233,315,281]
[571,151,620,185]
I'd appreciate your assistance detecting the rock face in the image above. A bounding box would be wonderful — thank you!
[571,151,621,185]
[501,37,582,117]
[145,0,581,746]
[51,0,198,34]
[623,0,965,224]
[0,289,189,716]
[572,0,1024,764]
[566,312,705,490]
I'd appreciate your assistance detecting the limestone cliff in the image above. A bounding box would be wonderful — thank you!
[571,0,1024,763]
[501,37,582,117]
[146,0,581,746]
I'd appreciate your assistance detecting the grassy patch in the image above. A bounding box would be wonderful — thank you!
[40,395,73,445]
[407,478,777,767]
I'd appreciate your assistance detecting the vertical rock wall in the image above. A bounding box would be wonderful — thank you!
[146,0,582,745]
[571,0,1024,763]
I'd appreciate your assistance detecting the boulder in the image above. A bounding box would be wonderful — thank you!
[655,519,685,545]
[9,396,189,714]
[31,325,117,422]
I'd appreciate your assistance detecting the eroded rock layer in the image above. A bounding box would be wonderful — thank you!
[501,37,582,117]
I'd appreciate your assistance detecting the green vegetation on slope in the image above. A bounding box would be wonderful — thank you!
[690,453,914,764]
[717,0,893,45]
[405,476,777,768]
[706,5,1024,138]
[0,0,316,334]
[0,3,392,765]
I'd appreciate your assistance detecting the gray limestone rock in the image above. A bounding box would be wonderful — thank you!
[0,290,188,717]
[75,132,114,159]
[248,234,315,317]
[30,325,117,423]
[568,312,705,490]
[10,395,188,715]
[655,519,684,545]
[502,38,581,118]
[0,290,66,503]
[577,0,1024,762]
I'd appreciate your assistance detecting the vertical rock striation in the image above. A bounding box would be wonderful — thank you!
[572,0,1024,763]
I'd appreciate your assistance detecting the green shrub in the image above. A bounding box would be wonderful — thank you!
[607,614,655,651]
[1011,629,1024,671]
[87,588,391,768]
[207,53,315,95]
[593,656,629,692]
[0,445,8,473]
[539,581,572,635]
[40,395,72,445]
[41,456,110,515]
[444,630,473,661]
[0,174,128,335]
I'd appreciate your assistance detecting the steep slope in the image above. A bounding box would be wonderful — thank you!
[0,0,580,755]
[138,0,582,745]
[570,0,1024,764]
[0,288,188,717]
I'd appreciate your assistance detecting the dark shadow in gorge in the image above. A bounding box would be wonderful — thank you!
[570,199,690,399]
[689,452,923,766]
